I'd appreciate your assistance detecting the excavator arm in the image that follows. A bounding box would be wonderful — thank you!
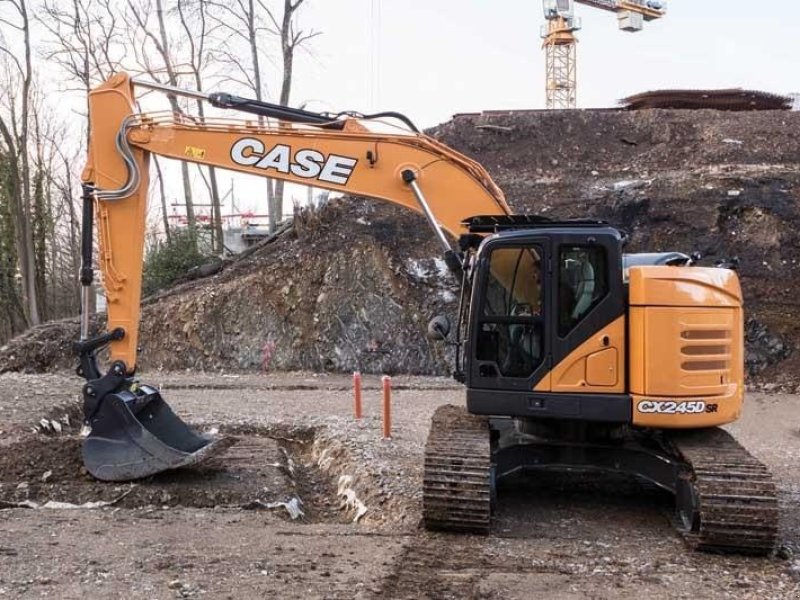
[81,73,510,372]
[75,72,510,482]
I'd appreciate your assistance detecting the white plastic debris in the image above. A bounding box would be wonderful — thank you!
[316,446,335,471]
[40,499,118,510]
[722,138,743,145]
[246,496,305,519]
[433,258,450,279]
[279,447,297,478]
[405,259,429,280]
[613,179,647,191]
[337,475,368,522]
[36,416,69,435]
[2,490,131,510]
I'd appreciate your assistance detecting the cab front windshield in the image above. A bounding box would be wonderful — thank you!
[477,246,543,378]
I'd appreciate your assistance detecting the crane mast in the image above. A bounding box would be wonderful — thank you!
[541,0,666,109]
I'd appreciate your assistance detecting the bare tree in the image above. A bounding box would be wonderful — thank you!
[38,0,123,92]
[152,155,172,244]
[37,0,124,143]
[30,95,85,321]
[33,0,129,321]
[177,0,225,253]
[265,0,320,231]
[0,147,28,339]
[268,1,320,108]
[48,144,83,315]
[0,0,40,325]
[125,0,198,239]
[208,0,320,233]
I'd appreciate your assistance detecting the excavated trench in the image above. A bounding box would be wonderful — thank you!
[0,403,356,524]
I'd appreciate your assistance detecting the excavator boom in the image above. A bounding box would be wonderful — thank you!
[83,73,510,371]
[77,72,510,481]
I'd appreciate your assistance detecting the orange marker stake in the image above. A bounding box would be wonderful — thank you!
[382,375,392,440]
[353,371,362,420]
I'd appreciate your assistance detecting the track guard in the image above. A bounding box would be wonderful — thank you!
[76,337,229,481]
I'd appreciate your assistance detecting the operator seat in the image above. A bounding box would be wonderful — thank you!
[571,260,596,320]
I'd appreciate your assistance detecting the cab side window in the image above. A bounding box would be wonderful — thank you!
[559,245,608,336]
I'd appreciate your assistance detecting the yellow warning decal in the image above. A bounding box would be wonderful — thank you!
[184,146,207,160]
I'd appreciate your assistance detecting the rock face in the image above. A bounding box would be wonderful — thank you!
[2,108,799,382]
[135,202,456,374]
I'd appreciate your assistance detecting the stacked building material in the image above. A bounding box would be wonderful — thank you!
[621,89,792,111]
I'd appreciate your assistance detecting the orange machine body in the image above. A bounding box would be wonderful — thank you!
[530,265,744,429]
[628,266,744,428]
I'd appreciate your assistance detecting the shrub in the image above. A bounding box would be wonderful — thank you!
[143,230,213,296]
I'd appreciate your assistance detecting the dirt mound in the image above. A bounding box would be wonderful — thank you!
[431,108,800,383]
[137,201,454,374]
[0,201,454,376]
[2,108,799,382]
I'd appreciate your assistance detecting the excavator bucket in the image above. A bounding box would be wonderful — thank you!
[82,383,228,481]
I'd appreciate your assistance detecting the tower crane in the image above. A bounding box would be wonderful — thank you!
[541,0,666,109]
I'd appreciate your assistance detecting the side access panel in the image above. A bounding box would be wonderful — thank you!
[535,316,625,394]
[628,266,744,428]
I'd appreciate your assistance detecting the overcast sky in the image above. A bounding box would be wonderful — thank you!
[140,0,799,226]
[287,0,799,128]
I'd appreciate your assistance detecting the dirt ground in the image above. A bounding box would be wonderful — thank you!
[2,371,800,599]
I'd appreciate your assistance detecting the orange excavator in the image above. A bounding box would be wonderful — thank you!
[77,73,777,554]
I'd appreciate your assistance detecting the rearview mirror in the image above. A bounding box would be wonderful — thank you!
[427,315,451,341]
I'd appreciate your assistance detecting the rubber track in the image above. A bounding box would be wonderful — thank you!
[423,405,492,533]
[670,428,778,555]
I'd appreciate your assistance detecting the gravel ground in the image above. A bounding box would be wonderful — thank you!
[1,371,800,599]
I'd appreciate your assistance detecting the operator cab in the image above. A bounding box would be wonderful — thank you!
[455,216,628,421]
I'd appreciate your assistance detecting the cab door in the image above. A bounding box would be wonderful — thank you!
[546,233,626,393]
[468,237,552,392]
